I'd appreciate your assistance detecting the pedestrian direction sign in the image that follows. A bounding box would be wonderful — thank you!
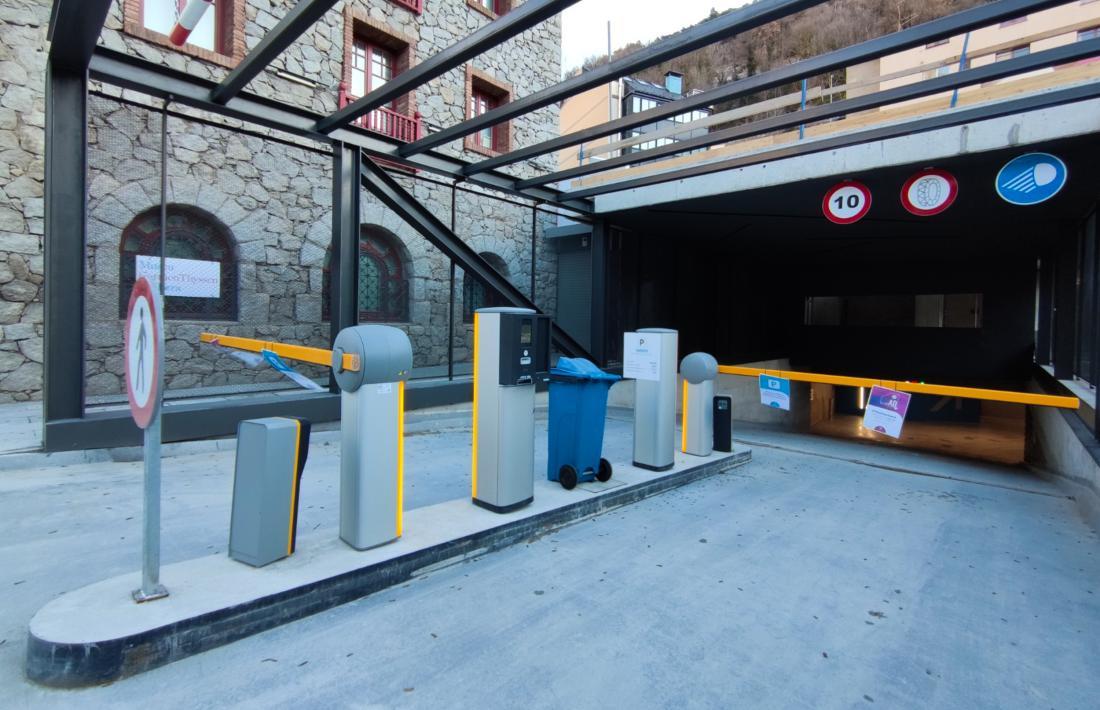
[995,153,1067,206]
[125,277,161,429]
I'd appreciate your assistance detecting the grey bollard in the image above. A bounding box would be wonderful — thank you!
[229,417,311,567]
[680,352,718,457]
[331,325,413,550]
[631,328,679,471]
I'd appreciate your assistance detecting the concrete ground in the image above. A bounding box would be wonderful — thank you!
[2,414,1099,709]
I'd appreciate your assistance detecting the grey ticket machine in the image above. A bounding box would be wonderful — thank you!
[229,417,311,567]
[631,328,679,471]
[331,325,413,550]
[680,352,718,457]
[472,307,550,513]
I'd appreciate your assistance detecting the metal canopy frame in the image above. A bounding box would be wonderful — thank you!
[43,0,1099,449]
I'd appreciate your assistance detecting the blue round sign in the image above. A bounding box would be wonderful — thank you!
[995,153,1067,206]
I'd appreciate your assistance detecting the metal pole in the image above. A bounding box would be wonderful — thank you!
[135,98,170,603]
[798,78,807,139]
[950,32,970,109]
[530,202,538,304]
[448,180,457,380]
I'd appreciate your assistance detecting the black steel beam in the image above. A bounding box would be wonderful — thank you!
[42,64,88,439]
[398,0,830,157]
[358,158,592,359]
[315,0,580,133]
[212,0,341,104]
[87,49,593,214]
[1053,228,1078,380]
[1036,252,1054,367]
[525,38,1100,189]
[465,0,1067,176]
[590,220,609,366]
[329,143,361,392]
[563,75,1100,201]
[47,0,112,71]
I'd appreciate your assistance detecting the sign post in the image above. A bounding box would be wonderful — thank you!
[126,276,168,603]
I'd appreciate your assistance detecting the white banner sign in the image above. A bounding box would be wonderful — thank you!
[622,332,661,381]
[136,255,220,298]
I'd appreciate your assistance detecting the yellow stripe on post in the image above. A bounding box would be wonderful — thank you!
[716,365,1080,409]
[396,380,405,538]
[286,418,302,556]
[681,379,688,453]
[471,313,479,500]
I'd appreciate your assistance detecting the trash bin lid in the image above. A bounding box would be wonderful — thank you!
[550,357,621,382]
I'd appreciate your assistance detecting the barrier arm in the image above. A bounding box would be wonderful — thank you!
[199,333,361,373]
[718,365,1079,410]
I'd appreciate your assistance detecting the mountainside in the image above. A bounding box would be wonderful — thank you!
[569,0,990,97]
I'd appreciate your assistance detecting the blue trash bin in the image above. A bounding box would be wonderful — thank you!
[548,357,621,490]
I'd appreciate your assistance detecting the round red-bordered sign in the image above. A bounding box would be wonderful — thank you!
[822,180,872,225]
[124,277,161,429]
[900,168,958,216]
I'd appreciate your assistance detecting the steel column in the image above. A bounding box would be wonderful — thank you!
[330,144,361,344]
[463,0,1064,175]
[399,0,829,157]
[1053,229,1078,381]
[590,220,608,366]
[358,158,591,359]
[42,64,89,437]
[1036,254,1054,366]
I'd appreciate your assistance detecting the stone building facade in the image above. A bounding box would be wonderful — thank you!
[0,0,562,401]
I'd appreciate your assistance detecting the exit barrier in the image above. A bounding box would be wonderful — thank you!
[717,365,1079,410]
[199,333,360,373]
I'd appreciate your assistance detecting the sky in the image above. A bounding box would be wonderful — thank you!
[560,0,751,75]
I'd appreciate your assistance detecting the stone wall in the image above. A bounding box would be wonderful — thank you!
[0,0,563,402]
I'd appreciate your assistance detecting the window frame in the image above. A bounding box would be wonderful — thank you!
[464,67,512,156]
[123,0,245,69]
[467,0,511,20]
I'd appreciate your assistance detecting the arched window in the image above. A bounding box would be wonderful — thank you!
[358,226,408,322]
[118,205,237,321]
[463,251,509,323]
[320,227,409,323]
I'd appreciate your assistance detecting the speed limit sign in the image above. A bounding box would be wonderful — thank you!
[823,180,872,225]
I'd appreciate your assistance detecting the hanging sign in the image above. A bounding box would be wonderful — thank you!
[822,180,872,224]
[862,385,911,439]
[995,153,1067,206]
[759,375,791,411]
[124,277,161,429]
[900,168,958,216]
[623,332,661,382]
[136,255,221,298]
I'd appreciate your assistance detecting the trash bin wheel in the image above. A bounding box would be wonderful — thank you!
[596,458,613,482]
[559,464,578,490]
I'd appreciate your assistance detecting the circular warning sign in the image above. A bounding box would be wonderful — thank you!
[822,181,872,225]
[995,152,1067,206]
[125,277,161,429]
[900,168,958,216]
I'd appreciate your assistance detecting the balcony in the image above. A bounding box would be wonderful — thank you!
[338,86,422,144]
[390,0,423,13]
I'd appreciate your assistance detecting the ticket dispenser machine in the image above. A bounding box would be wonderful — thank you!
[472,307,550,513]
[631,328,679,471]
[680,352,718,457]
[331,325,413,550]
[229,417,312,567]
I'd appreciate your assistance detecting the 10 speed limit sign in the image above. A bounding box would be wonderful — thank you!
[822,180,872,225]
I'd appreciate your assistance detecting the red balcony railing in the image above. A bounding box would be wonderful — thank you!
[390,0,423,13]
[338,84,422,144]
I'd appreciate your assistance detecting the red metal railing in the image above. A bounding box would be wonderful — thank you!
[391,0,423,13]
[338,83,422,143]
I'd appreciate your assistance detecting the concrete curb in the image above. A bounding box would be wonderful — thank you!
[25,450,750,688]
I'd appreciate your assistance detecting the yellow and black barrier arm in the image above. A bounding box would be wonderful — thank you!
[717,365,1079,410]
[199,333,360,373]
